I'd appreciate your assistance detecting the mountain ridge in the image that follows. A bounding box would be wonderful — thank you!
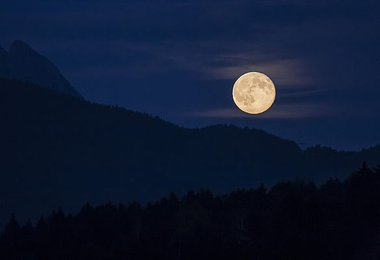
[0,40,83,99]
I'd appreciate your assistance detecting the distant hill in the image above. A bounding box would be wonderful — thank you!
[0,40,83,99]
[0,77,379,228]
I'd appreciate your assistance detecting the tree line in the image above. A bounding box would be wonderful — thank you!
[1,163,380,260]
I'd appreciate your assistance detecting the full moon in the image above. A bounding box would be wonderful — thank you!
[232,72,276,114]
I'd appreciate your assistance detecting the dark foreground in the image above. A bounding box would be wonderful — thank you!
[1,163,380,260]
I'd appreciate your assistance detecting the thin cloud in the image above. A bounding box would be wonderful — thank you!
[201,58,315,87]
[280,88,326,98]
[186,103,336,119]
[114,40,317,88]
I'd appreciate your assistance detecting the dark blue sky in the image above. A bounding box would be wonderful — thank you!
[1,0,380,150]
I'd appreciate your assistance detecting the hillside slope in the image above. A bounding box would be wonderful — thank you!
[0,77,378,227]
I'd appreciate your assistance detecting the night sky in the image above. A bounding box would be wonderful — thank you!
[1,0,380,151]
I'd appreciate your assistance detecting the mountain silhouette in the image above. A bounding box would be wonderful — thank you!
[0,40,83,99]
[1,77,379,229]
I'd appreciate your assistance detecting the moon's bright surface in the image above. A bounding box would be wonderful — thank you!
[232,72,276,114]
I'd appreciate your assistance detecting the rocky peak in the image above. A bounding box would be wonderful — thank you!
[9,40,33,54]
[0,40,84,100]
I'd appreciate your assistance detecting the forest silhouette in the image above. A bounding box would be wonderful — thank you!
[1,78,380,259]
[1,163,380,260]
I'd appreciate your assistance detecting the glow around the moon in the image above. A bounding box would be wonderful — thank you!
[232,72,276,114]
